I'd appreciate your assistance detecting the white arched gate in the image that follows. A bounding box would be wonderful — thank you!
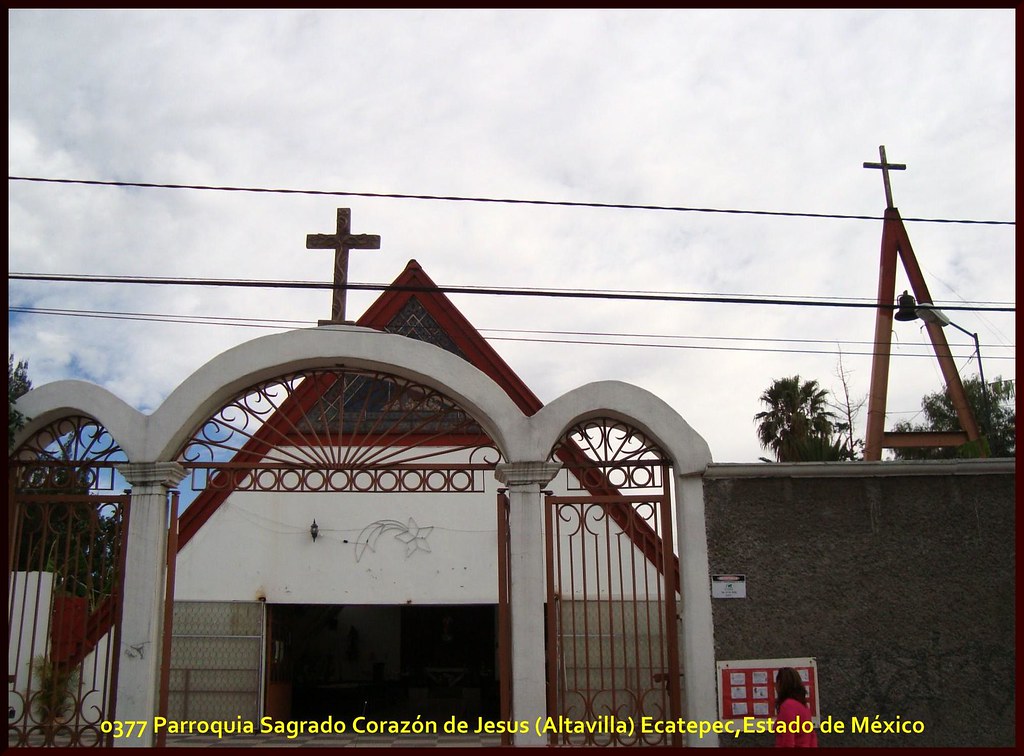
[166,366,505,728]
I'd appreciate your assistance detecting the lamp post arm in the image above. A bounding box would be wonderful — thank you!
[946,321,992,437]
[945,320,974,341]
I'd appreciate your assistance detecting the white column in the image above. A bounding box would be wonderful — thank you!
[676,474,720,747]
[495,461,561,746]
[115,462,186,748]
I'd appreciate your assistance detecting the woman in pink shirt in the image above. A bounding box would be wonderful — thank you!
[774,667,819,747]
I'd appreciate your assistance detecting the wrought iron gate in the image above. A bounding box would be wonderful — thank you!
[496,491,512,747]
[544,420,682,746]
[8,417,130,748]
[7,488,129,747]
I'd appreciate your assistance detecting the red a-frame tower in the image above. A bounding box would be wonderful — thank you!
[862,146,985,460]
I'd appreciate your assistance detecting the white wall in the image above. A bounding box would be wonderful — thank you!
[175,487,502,605]
[175,467,668,605]
[8,572,54,711]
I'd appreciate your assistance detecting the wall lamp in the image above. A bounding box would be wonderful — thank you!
[894,291,992,432]
[310,519,320,542]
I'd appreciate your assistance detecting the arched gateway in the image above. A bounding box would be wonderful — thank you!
[11,261,718,747]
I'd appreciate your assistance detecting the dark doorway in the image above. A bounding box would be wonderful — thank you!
[268,604,499,724]
[400,604,499,723]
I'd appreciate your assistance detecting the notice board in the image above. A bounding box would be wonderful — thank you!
[716,657,819,723]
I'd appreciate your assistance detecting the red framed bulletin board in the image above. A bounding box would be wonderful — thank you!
[716,657,819,723]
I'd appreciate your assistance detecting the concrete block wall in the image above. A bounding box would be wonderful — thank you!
[703,462,1015,747]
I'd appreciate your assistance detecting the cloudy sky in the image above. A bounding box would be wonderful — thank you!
[8,9,1015,463]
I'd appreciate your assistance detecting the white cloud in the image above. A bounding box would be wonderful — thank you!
[8,8,1014,462]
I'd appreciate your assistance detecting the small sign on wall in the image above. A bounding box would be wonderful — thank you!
[716,657,819,723]
[711,574,747,598]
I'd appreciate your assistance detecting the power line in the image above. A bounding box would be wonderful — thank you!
[479,326,1015,351]
[7,273,1016,313]
[9,305,306,329]
[9,305,1015,361]
[8,175,1015,226]
[12,304,1014,349]
[483,333,1014,360]
[919,261,1016,349]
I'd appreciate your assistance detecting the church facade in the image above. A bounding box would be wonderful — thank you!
[11,258,719,747]
[164,261,711,745]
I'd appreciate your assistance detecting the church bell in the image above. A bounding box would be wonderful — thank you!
[894,291,918,321]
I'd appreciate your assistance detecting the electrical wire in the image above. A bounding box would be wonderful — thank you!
[12,300,996,424]
[9,305,1014,360]
[9,305,307,329]
[11,305,1017,348]
[7,273,1016,313]
[919,261,1016,349]
[483,333,1014,360]
[479,327,1015,350]
[8,175,1015,226]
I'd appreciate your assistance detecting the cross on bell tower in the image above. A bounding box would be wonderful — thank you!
[306,208,381,325]
[863,144,907,209]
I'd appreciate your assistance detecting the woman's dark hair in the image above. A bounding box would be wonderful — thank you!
[775,667,808,707]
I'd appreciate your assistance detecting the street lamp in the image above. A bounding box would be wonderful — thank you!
[894,291,993,437]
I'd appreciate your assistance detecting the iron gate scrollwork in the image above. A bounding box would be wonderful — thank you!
[9,416,129,748]
[545,419,681,747]
[178,367,503,493]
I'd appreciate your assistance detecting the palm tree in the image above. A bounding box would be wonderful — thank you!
[754,376,838,462]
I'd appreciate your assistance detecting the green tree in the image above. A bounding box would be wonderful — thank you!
[755,375,841,461]
[9,354,32,449]
[891,376,1016,459]
[787,434,847,462]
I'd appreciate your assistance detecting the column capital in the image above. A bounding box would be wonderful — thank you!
[118,461,187,489]
[495,461,562,487]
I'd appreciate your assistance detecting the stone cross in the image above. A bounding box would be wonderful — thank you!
[863,145,907,210]
[306,208,380,325]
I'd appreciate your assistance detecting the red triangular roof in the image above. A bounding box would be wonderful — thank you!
[177,261,675,585]
[357,259,544,414]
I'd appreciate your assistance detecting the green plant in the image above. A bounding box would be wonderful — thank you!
[30,655,79,724]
